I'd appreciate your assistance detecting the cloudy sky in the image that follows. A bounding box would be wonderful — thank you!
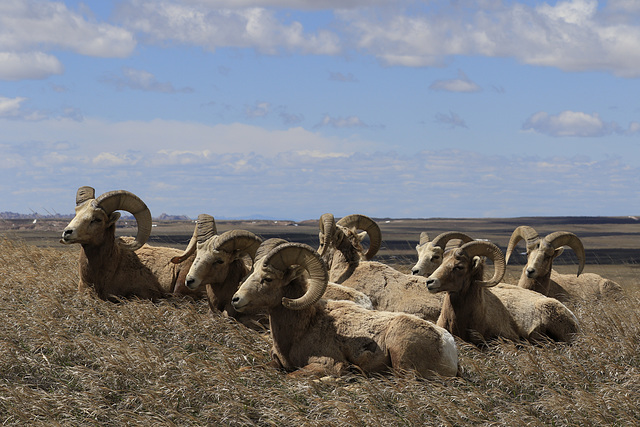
[1,0,639,221]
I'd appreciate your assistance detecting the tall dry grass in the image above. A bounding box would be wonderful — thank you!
[0,236,639,426]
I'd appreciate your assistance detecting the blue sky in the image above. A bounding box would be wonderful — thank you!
[1,0,639,220]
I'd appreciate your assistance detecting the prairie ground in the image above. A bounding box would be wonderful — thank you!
[0,217,639,425]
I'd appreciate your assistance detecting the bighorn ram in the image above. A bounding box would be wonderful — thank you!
[505,226,624,301]
[317,214,471,322]
[60,186,199,300]
[426,240,579,345]
[231,242,459,378]
[182,214,264,318]
[256,238,374,309]
[411,231,474,276]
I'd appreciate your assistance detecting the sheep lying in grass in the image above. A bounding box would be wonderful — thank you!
[426,239,579,345]
[411,231,474,277]
[182,227,373,329]
[317,213,451,322]
[231,242,459,378]
[61,186,199,301]
[505,226,624,301]
[255,238,374,309]
[182,214,265,324]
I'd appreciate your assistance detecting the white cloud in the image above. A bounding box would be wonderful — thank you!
[245,102,271,118]
[0,96,49,121]
[0,52,63,81]
[0,0,135,57]
[339,0,640,77]
[1,138,638,219]
[0,117,378,157]
[521,111,628,137]
[167,0,395,9]
[0,0,135,81]
[435,111,468,129]
[117,1,340,55]
[430,70,481,93]
[0,97,27,118]
[314,114,373,129]
[102,67,194,93]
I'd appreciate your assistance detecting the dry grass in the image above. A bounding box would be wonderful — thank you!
[1,233,639,426]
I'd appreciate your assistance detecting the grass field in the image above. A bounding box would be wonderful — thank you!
[0,217,639,425]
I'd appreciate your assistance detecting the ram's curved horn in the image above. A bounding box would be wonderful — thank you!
[171,223,199,264]
[263,242,328,310]
[75,186,96,206]
[431,231,473,250]
[318,213,336,256]
[545,231,585,277]
[336,214,382,260]
[255,238,288,262]
[195,214,217,244]
[459,240,505,287]
[505,226,540,264]
[418,232,430,245]
[95,190,152,251]
[214,229,263,260]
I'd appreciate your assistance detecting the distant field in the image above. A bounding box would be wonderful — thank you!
[1,216,640,424]
[6,215,640,292]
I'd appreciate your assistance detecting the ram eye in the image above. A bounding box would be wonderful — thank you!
[260,277,273,284]
[431,255,440,261]
[91,218,102,224]
[215,259,225,265]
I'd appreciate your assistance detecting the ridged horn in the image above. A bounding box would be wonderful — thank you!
[505,226,540,264]
[544,231,585,277]
[214,230,263,260]
[336,214,382,260]
[196,214,217,244]
[95,190,152,251]
[76,186,95,206]
[263,243,328,310]
[418,231,430,245]
[459,240,505,287]
[431,231,473,250]
[256,238,288,262]
[318,213,336,256]
[171,223,199,264]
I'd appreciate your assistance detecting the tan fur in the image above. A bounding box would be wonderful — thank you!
[61,199,199,301]
[124,239,203,298]
[232,257,458,378]
[320,223,442,322]
[515,237,624,302]
[427,249,579,346]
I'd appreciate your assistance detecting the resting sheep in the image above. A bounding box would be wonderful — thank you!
[426,239,579,345]
[231,242,459,378]
[317,214,470,322]
[60,186,200,301]
[411,231,474,276]
[183,232,373,329]
[181,214,265,322]
[505,226,624,301]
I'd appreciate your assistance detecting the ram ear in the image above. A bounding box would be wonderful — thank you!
[283,265,306,283]
[471,256,484,273]
[553,247,564,259]
[107,212,121,227]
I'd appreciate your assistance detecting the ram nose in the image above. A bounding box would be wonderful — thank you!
[60,228,73,244]
[411,267,420,275]
[426,278,441,293]
[185,276,201,290]
[231,293,247,312]
[525,267,537,278]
